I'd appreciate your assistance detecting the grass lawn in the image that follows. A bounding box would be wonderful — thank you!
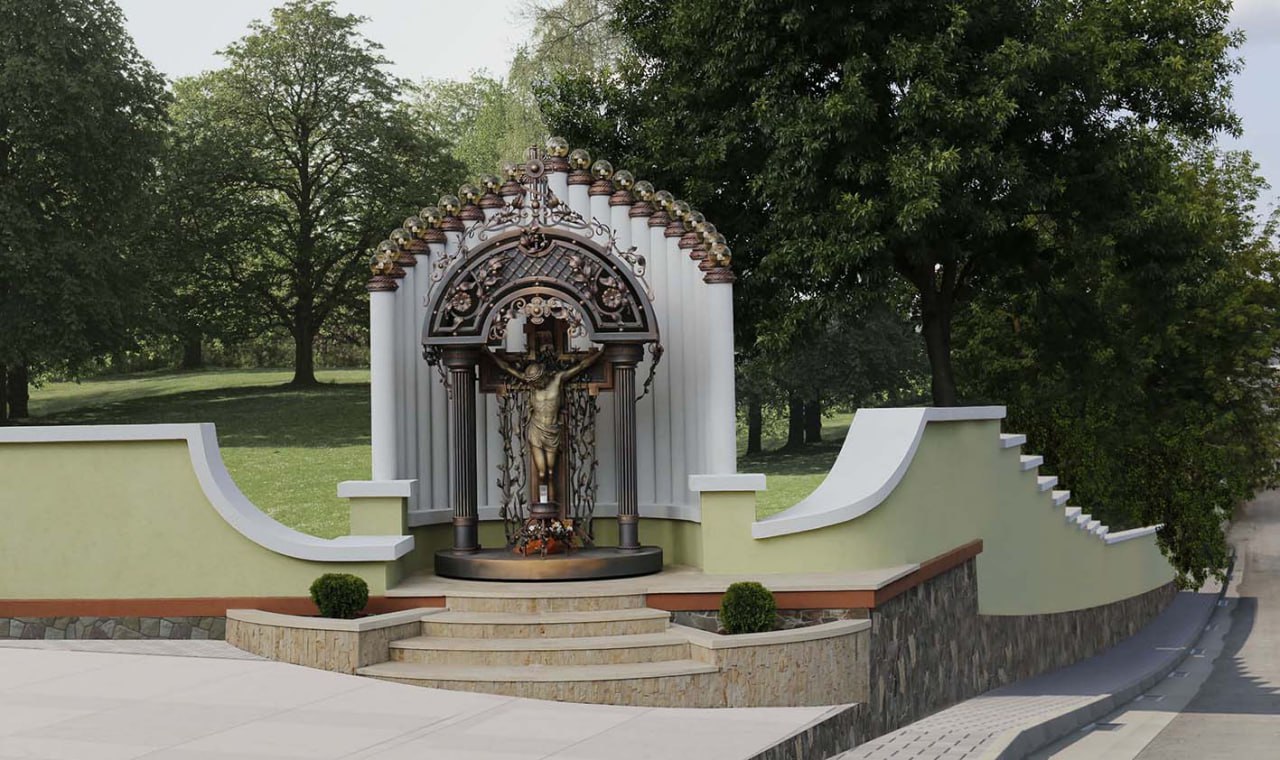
[740,414,851,518]
[19,369,847,536]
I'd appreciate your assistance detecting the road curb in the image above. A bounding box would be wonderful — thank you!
[977,558,1235,760]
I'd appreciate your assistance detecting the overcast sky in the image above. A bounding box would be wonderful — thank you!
[118,0,1280,211]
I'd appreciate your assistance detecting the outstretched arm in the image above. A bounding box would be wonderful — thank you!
[568,347,603,375]
[489,351,525,380]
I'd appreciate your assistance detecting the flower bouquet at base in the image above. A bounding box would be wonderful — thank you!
[513,518,577,556]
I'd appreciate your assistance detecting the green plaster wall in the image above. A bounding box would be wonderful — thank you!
[701,420,1174,615]
[0,440,395,599]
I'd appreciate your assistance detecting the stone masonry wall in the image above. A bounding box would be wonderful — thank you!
[976,581,1177,687]
[863,558,1177,740]
[865,559,984,740]
[1,616,225,640]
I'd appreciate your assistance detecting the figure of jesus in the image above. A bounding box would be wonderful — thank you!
[491,347,603,502]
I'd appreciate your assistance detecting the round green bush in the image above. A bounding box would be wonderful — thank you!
[719,581,777,634]
[309,573,369,619]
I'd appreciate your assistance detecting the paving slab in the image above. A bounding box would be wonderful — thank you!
[0,646,832,760]
[833,588,1220,760]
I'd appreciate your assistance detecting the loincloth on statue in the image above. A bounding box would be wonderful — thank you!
[528,418,561,449]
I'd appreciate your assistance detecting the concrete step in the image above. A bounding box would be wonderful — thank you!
[1095,525,1110,538]
[1000,433,1027,449]
[1064,506,1082,522]
[1076,513,1092,528]
[420,608,671,639]
[358,658,721,705]
[1085,519,1101,532]
[445,593,646,614]
[1037,475,1058,492]
[390,631,691,667]
[1020,455,1044,471]
[1051,490,1071,507]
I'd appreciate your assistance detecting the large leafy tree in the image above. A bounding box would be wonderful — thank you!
[172,0,463,385]
[591,0,1241,406]
[0,0,168,418]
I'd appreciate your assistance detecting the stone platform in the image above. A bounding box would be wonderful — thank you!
[433,546,664,581]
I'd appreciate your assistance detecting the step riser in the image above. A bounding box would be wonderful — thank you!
[421,618,669,639]
[445,595,646,613]
[391,642,690,667]
[366,672,726,708]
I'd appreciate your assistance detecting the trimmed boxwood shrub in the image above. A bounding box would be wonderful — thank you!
[719,581,777,634]
[309,573,369,619]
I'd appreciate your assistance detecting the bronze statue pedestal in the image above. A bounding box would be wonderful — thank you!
[434,546,663,582]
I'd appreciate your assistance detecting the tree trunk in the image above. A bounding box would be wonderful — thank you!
[804,400,823,443]
[785,397,805,449]
[180,333,203,370]
[291,324,318,386]
[746,398,763,455]
[7,364,30,419]
[921,298,957,406]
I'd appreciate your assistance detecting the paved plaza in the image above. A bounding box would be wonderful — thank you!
[0,644,833,760]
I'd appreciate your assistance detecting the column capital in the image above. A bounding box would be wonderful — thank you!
[440,346,481,369]
[605,343,645,367]
[703,267,736,285]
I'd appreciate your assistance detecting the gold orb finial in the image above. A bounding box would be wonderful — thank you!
[546,136,569,157]
[419,206,444,227]
[590,159,614,180]
[568,148,592,170]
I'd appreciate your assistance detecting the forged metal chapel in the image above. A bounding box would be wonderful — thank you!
[364,138,738,581]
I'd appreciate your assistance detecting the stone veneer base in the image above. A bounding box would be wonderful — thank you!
[225,608,434,674]
[1,616,225,640]
[864,558,1177,740]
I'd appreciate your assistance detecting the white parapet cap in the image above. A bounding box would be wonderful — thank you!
[689,473,766,493]
[1103,525,1163,545]
[337,480,418,499]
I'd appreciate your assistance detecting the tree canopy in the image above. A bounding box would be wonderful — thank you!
[582,0,1242,406]
[0,0,169,416]
[168,0,463,384]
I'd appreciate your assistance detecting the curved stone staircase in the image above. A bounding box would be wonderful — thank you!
[357,593,725,705]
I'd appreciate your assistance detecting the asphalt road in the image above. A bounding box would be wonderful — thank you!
[1135,489,1280,759]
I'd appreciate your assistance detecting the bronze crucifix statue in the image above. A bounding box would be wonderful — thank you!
[490,347,602,502]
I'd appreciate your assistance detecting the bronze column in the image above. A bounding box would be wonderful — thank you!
[443,347,480,552]
[613,344,643,550]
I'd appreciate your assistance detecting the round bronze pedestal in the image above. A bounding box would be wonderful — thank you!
[434,546,664,581]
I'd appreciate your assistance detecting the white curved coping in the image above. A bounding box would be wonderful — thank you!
[0,423,413,562]
[1103,525,1162,545]
[751,406,1006,539]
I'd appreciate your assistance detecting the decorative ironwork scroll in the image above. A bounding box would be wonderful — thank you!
[496,389,531,545]
[566,386,599,544]
[424,231,657,346]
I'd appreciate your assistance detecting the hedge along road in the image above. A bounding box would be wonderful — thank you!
[1134,489,1280,758]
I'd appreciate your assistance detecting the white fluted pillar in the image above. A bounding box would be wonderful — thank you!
[703,267,737,474]
[368,277,399,481]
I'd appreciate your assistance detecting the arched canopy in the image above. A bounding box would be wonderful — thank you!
[423,227,658,347]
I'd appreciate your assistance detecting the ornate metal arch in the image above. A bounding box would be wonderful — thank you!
[422,227,658,347]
